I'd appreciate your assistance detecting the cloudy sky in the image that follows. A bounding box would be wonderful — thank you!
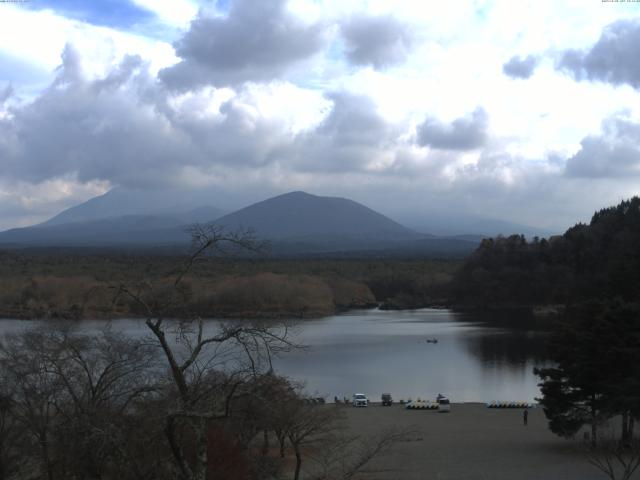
[1,0,640,231]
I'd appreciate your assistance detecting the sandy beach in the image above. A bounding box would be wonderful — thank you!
[339,403,620,480]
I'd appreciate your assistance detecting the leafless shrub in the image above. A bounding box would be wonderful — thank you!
[586,437,640,480]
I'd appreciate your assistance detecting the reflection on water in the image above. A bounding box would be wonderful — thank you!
[0,308,549,403]
[271,308,549,403]
[458,326,549,366]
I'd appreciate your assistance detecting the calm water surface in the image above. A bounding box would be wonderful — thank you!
[272,308,548,403]
[0,308,548,403]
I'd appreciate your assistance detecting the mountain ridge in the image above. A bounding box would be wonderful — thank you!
[212,191,423,243]
[0,190,480,255]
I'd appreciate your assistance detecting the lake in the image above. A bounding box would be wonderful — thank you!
[273,308,548,403]
[0,308,548,403]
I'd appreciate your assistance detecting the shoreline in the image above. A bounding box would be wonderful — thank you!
[0,303,562,322]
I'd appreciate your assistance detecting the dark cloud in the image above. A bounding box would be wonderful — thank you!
[0,45,292,189]
[315,92,393,147]
[1,49,189,186]
[558,19,640,89]
[279,92,401,172]
[565,114,640,178]
[502,55,538,79]
[1,45,411,194]
[416,108,488,151]
[340,14,414,69]
[160,0,327,89]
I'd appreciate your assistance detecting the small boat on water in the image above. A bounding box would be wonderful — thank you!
[425,338,438,344]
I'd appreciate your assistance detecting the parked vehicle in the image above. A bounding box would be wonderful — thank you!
[381,393,393,406]
[438,396,451,412]
[352,393,368,407]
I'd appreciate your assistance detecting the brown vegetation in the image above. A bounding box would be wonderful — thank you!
[0,251,458,320]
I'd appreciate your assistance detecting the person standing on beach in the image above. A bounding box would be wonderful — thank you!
[523,408,529,426]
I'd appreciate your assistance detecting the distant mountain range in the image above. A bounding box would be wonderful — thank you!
[407,215,555,239]
[0,189,547,256]
[41,188,227,227]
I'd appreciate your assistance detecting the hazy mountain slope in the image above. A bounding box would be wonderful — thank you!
[0,190,482,255]
[214,191,422,244]
[42,188,226,227]
[0,215,191,246]
[407,214,555,238]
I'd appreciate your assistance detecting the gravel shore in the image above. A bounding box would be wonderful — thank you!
[340,403,616,480]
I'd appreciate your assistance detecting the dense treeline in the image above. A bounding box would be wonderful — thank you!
[453,197,640,307]
[479,199,640,468]
[0,253,457,320]
[535,299,640,472]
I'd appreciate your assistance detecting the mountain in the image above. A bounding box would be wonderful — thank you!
[0,207,226,248]
[0,186,227,248]
[42,188,226,227]
[406,214,556,238]
[214,191,421,244]
[0,215,187,247]
[0,190,481,255]
[208,192,480,255]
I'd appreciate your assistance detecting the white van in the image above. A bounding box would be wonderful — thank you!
[352,393,368,407]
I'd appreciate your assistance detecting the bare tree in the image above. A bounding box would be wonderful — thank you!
[284,401,343,480]
[0,391,19,480]
[272,394,412,480]
[0,325,160,480]
[0,329,62,480]
[114,224,296,480]
[45,327,157,479]
[309,427,413,480]
[586,437,640,480]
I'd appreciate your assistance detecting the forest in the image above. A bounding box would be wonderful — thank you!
[451,197,640,309]
[0,251,457,320]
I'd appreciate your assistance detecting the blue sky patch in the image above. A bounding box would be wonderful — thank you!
[216,0,230,14]
[0,51,52,86]
[22,0,155,29]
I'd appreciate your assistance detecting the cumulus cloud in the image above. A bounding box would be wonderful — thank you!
[160,0,327,89]
[0,44,318,190]
[502,55,539,79]
[340,14,414,69]
[4,2,640,233]
[565,114,640,178]
[416,108,488,151]
[279,91,405,173]
[1,44,403,193]
[558,19,640,89]
[0,47,198,187]
[314,92,393,148]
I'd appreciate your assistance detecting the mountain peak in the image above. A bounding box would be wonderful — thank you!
[213,191,420,245]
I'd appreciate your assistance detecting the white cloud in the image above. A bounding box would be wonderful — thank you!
[0,175,109,230]
[130,0,199,28]
[1,0,640,231]
[0,5,178,90]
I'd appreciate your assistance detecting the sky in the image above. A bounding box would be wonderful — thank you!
[1,0,640,231]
